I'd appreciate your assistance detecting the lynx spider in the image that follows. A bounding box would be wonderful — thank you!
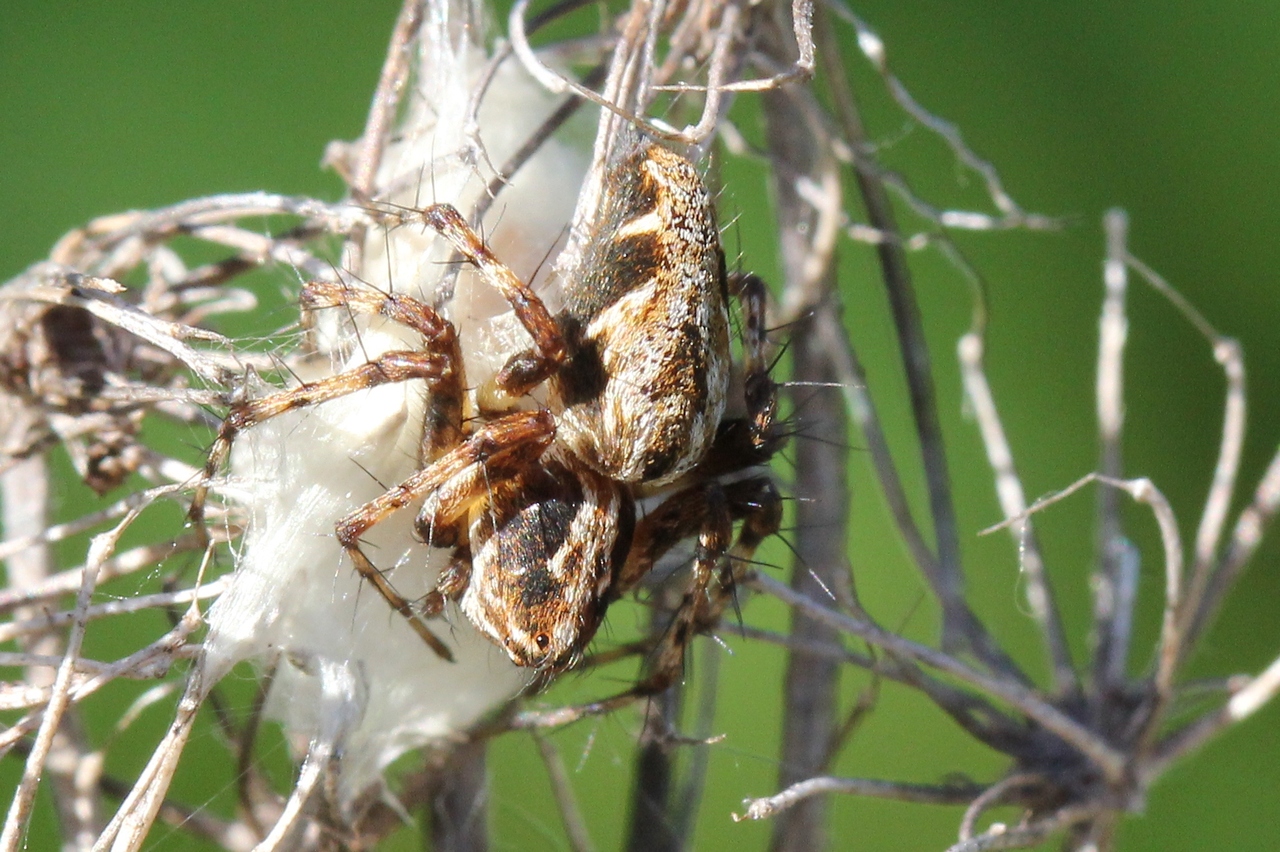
[199,139,781,690]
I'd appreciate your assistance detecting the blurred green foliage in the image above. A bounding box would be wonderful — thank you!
[2,2,1277,850]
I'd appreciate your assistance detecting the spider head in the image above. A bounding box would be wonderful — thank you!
[463,460,628,672]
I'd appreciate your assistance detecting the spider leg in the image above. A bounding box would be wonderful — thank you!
[302,281,466,460]
[193,349,459,524]
[627,477,783,690]
[637,482,733,695]
[728,271,777,447]
[418,204,568,397]
[419,546,472,617]
[192,285,465,523]
[534,475,782,723]
[334,409,557,661]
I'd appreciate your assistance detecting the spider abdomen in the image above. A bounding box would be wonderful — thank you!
[554,143,731,485]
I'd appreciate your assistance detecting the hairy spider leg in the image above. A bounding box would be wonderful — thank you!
[416,203,568,397]
[190,283,465,529]
[537,474,782,722]
[621,476,782,613]
[728,271,777,449]
[301,281,467,463]
[334,410,557,662]
[190,284,468,656]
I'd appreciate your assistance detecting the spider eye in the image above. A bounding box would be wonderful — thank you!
[535,633,551,651]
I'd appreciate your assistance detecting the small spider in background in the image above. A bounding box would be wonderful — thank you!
[198,138,782,694]
[0,302,147,495]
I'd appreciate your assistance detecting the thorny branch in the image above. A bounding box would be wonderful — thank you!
[2,1,1278,851]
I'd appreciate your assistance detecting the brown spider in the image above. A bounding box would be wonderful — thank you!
[199,140,781,689]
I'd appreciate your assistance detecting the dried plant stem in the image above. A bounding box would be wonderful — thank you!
[426,741,489,852]
[1,450,101,849]
[1152,646,1280,774]
[350,0,425,202]
[2,514,127,849]
[96,665,206,852]
[0,626,199,756]
[737,775,982,821]
[748,573,1127,783]
[1092,209,1132,704]
[814,308,936,578]
[0,483,192,563]
[0,579,226,645]
[670,638,721,843]
[626,591,684,852]
[1126,260,1244,582]
[827,3,1055,231]
[1186,443,1280,647]
[815,3,1015,676]
[255,738,332,852]
[956,773,1044,842]
[771,307,845,852]
[760,9,845,849]
[726,623,1022,756]
[958,331,1076,695]
[534,733,596,852]
[95,773,255,851]
[0,533,212,615]
[943,804,1098,852]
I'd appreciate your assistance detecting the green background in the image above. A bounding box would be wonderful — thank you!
[2,2,1277,850]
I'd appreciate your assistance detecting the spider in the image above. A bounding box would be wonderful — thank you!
[199,140,782,690]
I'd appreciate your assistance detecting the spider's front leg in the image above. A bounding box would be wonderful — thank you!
[334,410,557,662]
[300,281,467,461]
[417,203,568,398]
[618,475,784,695]
[191,282,465,525]
[729,272,778,448]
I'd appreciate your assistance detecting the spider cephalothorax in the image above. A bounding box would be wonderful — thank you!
[457,450,633,670]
